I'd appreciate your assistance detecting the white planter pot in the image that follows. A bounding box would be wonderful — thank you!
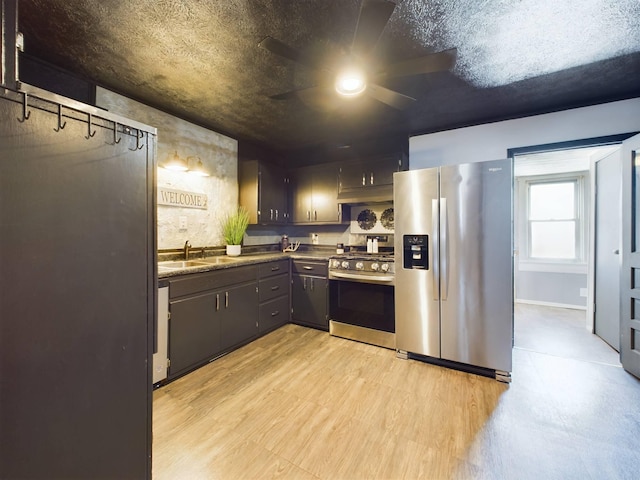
[226,244,241,256]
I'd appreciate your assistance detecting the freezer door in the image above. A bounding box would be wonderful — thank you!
[439,159,513,372]
[394,168,441,357]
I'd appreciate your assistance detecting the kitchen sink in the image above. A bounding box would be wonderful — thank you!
[158,260,210,269]
[158,257,240,270]
[199,256,240,265]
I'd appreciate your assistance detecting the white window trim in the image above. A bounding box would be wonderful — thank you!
[517,171,588,273]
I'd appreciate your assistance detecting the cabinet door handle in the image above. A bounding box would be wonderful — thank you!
[362,173,366,186]
[307,210,310,221]
[275,209,279,221]
[303,266,313,270]
[271,266,280,271]
[271,310,280,317]
[270,285,280,291]
[270,209,274,220]
[303,277,307,290]
[310,278,314,291]
[216,293,220,311]
[370,172,374,185]
[225,291,229,308]
[314,210,317,221]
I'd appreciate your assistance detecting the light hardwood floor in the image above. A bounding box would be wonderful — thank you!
[153,310,640,479]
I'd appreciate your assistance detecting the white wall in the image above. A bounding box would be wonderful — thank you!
[409,98,640,311]
[96,88,238,250]
[409,98,640,168]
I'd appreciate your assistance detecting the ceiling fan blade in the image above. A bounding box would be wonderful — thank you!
[351,0,396,58]
[366,83,415,110]
[271,86,344,112]
[259,36,325,71]
[379,48,458,79]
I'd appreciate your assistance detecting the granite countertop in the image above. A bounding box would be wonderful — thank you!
[158,250,332,279]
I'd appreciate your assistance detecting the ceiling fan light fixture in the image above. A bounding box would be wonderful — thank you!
[335,69,367,97]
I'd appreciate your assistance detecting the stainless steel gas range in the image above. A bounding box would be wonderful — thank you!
[328,253,395,349]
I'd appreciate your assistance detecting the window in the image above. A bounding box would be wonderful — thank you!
[519,173,587,266]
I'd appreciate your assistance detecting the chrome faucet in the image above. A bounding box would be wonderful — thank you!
[184,240,192,260]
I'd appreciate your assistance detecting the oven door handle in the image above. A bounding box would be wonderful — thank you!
[329,272,395,285]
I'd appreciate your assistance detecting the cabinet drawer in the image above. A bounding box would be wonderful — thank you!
[292,260,327,276]
[258,259,289,278]
[259,296,290,333]
[259,273,290,302]
[169,265,257,299]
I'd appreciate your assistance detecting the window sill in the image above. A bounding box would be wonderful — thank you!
[518,261,587,274]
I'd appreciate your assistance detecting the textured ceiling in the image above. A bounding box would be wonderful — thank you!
[17,0,640,155]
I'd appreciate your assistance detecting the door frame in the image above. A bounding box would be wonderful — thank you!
[620,132,640,378]
[508,133,638,332]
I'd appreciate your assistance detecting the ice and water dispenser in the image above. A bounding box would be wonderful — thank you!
[403,235,429,269]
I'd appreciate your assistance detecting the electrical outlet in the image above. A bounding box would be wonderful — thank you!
[579,288,587,297]
[311,233,319,245]
[179,216,188,230]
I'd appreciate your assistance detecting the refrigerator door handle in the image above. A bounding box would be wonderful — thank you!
[441,197,448,301]
[432,198,439,301]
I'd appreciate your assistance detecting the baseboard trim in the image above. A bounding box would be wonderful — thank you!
[515,299,586,311]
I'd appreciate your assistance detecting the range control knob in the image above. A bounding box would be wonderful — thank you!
[355,262,364,270]
[371,262,380,271]
[331,259,341,268]
[381,263,390,272]
[341,261,350,269]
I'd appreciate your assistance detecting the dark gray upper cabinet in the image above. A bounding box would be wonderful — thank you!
[338,154,408,203]
[239,159,288,225]
[289,163,348,224]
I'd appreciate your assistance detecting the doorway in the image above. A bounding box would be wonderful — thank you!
[513,145,621,365]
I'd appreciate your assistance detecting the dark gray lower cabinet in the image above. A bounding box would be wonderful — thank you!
[291,260,328,330]
[169,291,220,377]
[219,281,260,351]
[258,259,290,334]
[168,265,258,380]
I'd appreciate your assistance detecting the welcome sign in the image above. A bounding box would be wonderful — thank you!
[158,187,208,210]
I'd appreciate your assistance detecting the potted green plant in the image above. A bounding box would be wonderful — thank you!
[221,206,250,256]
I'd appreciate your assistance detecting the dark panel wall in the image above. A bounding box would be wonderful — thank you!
[0,95,153,479]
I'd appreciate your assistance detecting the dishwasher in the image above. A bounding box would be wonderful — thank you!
[153,286,169,384]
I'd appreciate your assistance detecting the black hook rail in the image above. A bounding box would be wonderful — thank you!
[53,104,67,132]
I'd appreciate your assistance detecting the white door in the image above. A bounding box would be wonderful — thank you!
[594,150,622,351]
[620,133,640,379]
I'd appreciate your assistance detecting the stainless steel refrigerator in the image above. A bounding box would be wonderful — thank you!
[393,160,513,382]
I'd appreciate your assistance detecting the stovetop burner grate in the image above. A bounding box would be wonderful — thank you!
[329,253,394,262]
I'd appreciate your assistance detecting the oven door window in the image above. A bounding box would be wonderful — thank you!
[329,280,395,333]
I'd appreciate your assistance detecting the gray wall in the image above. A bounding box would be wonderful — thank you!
[96,87,238,250]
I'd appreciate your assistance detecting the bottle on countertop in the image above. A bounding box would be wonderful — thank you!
[367,237,373,253]
[336,243,344,254]
[372,238,379,253]
[281,234,289,252]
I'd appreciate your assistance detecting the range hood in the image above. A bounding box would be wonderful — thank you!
[337,184,394,204]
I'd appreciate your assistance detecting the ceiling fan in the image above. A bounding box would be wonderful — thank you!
[259,0,457,110]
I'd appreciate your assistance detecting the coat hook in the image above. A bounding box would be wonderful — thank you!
[129,130,145,151]
[85,113,97,139]
[17,91,31,123]
[53,104,67,132]
[107,121,121,145]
